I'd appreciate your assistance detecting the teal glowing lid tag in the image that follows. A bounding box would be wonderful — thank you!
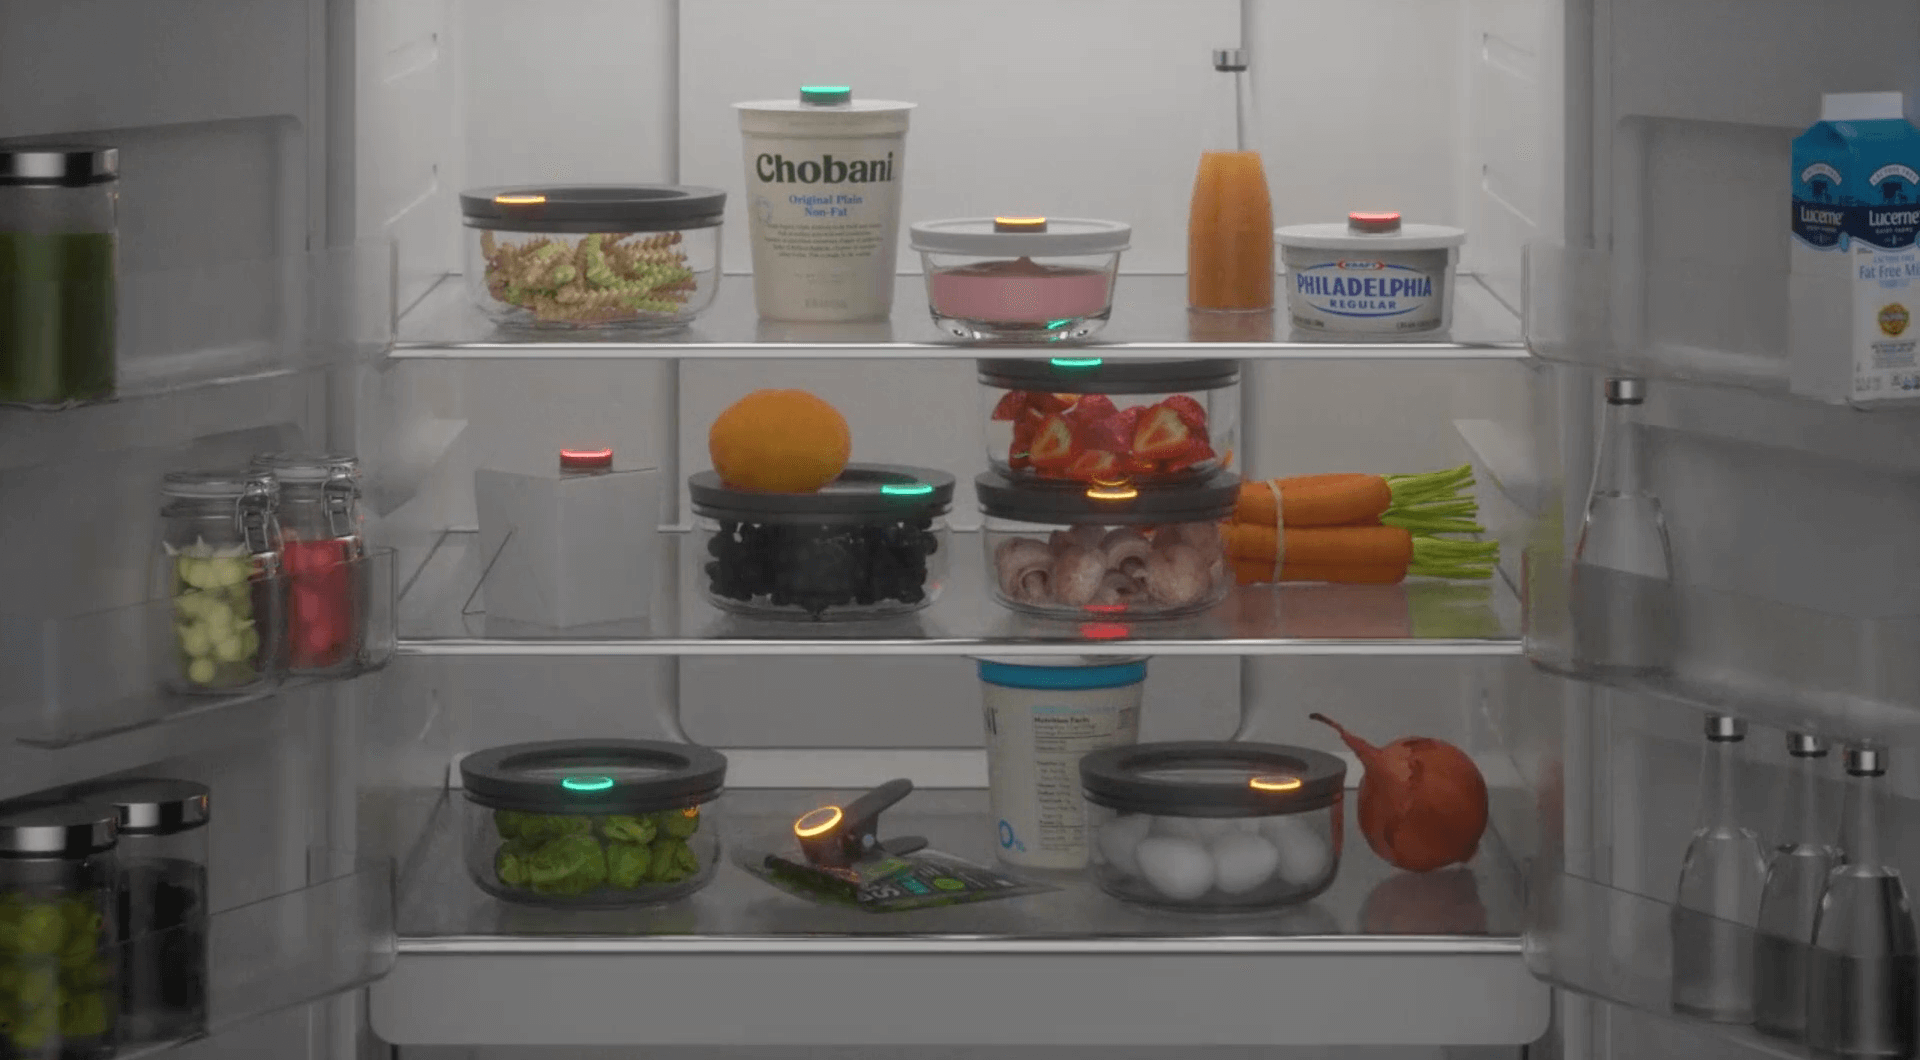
[562,775,615,792]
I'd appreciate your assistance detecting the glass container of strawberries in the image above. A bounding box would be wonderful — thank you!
[978,359,1238,484]
[248,453,367,676]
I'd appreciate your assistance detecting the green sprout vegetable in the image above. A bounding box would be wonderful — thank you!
[599,815,657,845]
[526,834,608,897]
[655,807,700,840]
[606,843,651,889]
[494,810,591,844]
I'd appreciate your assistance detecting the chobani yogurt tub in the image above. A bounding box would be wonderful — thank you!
[911,216,1130,343]
[1275,212,1465,337]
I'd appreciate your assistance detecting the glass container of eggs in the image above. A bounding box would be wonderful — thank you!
[1078,741,1345,912]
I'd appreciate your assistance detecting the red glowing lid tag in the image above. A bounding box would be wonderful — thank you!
[1348,211,1403,235]
[559,448,614,471]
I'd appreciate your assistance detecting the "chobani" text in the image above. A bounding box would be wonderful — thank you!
[756,152,895,184]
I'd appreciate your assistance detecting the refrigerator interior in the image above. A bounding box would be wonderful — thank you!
[2,0,1919,1057]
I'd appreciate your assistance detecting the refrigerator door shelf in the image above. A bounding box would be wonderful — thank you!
[0,547,398,749]
[370,786,1548,1047]
[392,271,1530,362]
[1525,553,1920,743]
[396,528,1523,657]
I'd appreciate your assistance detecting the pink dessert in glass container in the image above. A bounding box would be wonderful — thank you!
[910,216,1131,343]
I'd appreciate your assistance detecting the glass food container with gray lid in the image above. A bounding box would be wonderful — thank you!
[77,778,209,1047]
[1079,741,1346,913]
[0,802,120,1059]
[0,144,117,408]
[461,740,728,907]
[460,185,726,330]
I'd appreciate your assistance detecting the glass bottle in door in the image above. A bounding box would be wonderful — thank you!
[1187,47,1273,313]
[1671,713,1768,1023]
[1755,732,1844,1041]
[1806,746,1918,1059]
[1571,376,1676,675]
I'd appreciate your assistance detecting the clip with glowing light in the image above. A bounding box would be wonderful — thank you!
[1049,356,1103,368]
[1249,774,1303,793]
[993,216,1048,233]
[880,482,933,497]
[792,777,927,868]
[559,447,614,472]
[1085,477,1138,501]
[494,193,547,205]
[561,774,615,792]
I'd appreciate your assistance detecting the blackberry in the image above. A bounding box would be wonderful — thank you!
[704,520,939,619]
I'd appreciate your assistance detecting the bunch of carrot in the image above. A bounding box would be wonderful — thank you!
[1225,465,1500,585]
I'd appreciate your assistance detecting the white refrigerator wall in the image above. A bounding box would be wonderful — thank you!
[354,0,1560,781]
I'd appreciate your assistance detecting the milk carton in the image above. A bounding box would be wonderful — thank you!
[1788,93,1920,405]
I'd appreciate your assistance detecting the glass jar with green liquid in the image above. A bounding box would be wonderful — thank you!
[0,145,117,407]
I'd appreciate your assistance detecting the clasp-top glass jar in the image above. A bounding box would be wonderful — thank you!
[74,779,209,1047]
[157,471,286,693]
[250,452,365,675]
[0,145,117,408]
[0,802,120,1059]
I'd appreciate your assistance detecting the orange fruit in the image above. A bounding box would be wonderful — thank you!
[708,389,851,492]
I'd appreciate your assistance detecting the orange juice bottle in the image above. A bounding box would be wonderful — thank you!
[1188,49,1274,312]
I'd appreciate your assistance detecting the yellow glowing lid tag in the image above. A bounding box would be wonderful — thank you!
[1086,480,1138,501]
[494,193,546,205]
[794,805,843,838]
[993,216,1048,233]
[1249,774,1302,792]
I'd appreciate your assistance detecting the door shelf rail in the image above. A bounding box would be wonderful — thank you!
[394,529,1523,658]
[1532,872,1845,1060]
[0,548,399,749]
[392,272,1526,361]
[369,787,1548,1047]
[17,850,393,1060]
[1526,557,1920,742]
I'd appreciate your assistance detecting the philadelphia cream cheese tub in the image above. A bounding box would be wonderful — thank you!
[1275,212,1465,337]
[735,87,914,322]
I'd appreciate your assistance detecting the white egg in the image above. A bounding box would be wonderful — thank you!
[1153,816,1203,839]
[1230,817,1265,834]
[1096,814,1154,877]
[1210,832,1281,894]
[1191,817,1238,839]
[1262,816,1333,886]
[1134,837,1215,901]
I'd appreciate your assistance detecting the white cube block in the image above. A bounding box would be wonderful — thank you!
[474,462,659,628]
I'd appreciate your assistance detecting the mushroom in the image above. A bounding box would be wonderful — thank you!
[1090,570,1141,608]
[1052,545,1108,607]
[1146,543,1212,608]
[994,538,1053,600]
[1170,520,1223,557]
[1100,528,1153,577]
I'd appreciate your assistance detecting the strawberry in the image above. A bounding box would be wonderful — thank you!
[991,390,1027,422]
[1159,394,1209,431]
[1125,454,1161,477]
[1067,393,1116,424]
[1163,440,1218,474]
[1068,449,1123,480]
[1027,391,1074,415]
[1028,414,1078,470]
[1114,404,1144,438]
[1132,405,1192,460]
[1080,415,1130,455]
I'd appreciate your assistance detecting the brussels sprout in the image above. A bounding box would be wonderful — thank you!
[495,845,530,888]
[599,815,657,845]
[58,990,109,1038]
[529,834,607,893]
[648,838,692,883]
[606,842,651,889]
[655,807,700,840]
[495,810,591,844]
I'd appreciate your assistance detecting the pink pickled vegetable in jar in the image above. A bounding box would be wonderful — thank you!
[250,453,365,675]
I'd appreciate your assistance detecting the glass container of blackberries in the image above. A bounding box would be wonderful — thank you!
[689,464,954,621]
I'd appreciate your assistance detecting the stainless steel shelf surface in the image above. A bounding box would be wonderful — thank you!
[392,272,1526,360]
[395,529,1523,657]
[369,788,1549,1047]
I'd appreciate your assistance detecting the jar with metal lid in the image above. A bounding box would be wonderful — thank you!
[156,470,286,693]
[250,452,366,674]
[0,144,117,407]
[75,779,208,1047]
[0,802,120,1059]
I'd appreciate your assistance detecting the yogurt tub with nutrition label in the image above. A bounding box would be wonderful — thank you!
[735,87,914,322]
[1276,212,1466,336]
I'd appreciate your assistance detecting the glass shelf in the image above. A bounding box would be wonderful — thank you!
[368,787,1547,1048]
[0,549,398,749]
[395,529,1522,657]
[1526,557,1920,743]
[0,850,392,1060]
[392,272,1526,361]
